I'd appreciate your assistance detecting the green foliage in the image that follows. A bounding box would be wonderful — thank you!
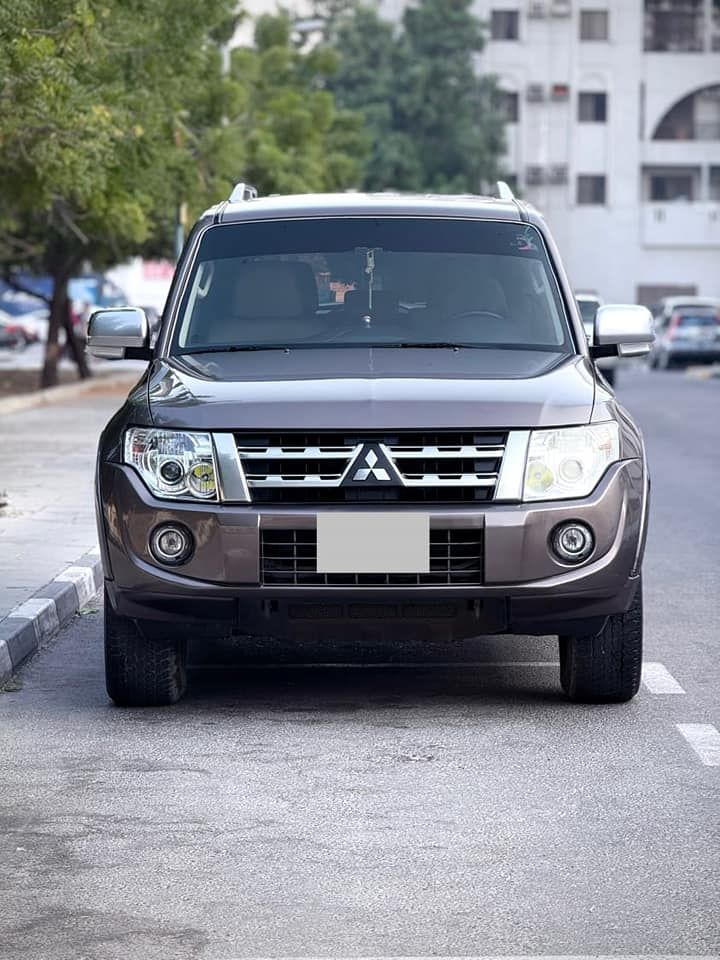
[230,13,368,197]
[0,1,366,385]
[0,0,241,276]
[327,0,506,193]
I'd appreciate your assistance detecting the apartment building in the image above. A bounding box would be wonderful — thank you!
[384,0,720,304]
[238,0,719,303]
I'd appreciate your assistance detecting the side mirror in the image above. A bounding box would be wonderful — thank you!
[592,304,654,358]
[86,307,150,360]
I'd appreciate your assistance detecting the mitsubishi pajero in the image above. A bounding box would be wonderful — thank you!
[88,185,654,706]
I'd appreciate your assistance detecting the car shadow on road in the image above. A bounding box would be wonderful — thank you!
[183,632,569,710]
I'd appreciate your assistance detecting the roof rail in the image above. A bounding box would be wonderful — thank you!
[228,182,259,203]
[495,180,516,201]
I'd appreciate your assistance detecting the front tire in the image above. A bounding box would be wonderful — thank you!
[559,580,643,703]
[104,588,188,706]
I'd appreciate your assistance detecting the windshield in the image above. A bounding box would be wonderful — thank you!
[172,217,571,354]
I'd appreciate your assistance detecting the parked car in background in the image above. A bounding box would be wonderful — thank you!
[651,296,720,331]
[575,291,618,387]
[649,306,720,369]
[0,313,26,350]
[0,289,49,342]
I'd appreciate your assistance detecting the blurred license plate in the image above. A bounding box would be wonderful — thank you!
[316,513,429,574]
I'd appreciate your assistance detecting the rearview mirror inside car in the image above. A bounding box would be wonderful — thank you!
[86,307,151,360]
[592,304,654,358]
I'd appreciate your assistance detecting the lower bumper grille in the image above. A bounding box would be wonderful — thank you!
[261,528,483,587]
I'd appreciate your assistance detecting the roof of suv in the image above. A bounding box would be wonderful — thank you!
[207,192,531,225]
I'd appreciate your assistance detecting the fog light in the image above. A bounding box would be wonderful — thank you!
[149,523,193,565]
[551,521,594,564]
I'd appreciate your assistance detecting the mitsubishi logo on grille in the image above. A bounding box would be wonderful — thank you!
[344,443,400,485]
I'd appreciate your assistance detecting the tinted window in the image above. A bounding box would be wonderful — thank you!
[173,218,571,354]
[676,313,718,327]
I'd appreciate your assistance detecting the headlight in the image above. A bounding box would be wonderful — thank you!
[124,428,218,501]
[523,423,620,501]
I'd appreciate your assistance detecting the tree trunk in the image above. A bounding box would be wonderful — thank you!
[62,296,91,380]
[41,277,66,389]
[40,271,90,388]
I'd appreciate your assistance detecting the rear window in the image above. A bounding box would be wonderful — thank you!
[172,218,571,354]
[675,313,719,327]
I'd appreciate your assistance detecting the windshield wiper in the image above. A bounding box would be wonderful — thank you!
[179,344,290,355]
[373,341,479,350]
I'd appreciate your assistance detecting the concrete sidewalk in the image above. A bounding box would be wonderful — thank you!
[0,384,138,617]
[0,376,141,683]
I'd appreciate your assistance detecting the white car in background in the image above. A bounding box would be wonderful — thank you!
[575,291,618,387]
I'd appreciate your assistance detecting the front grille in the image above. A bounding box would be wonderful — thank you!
[261,528,483,586]
[237,432,506,504]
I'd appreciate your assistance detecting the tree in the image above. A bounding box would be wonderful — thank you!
[0,0,246,387]
[229,13,368,196]
[0,2,366,388]
[326,0,506,193]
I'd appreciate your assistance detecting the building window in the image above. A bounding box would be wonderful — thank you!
[578,92,608,122]
[577,175,606,204]
[653,85,720,140]
[644,0,704,52]
[495,90,519,122]
[649,173,694,201]
[580,10,609,41]
[491,10,520,40]
[710,167,720,203]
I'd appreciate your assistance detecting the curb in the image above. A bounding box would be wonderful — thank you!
[0,550,103,688]
[0,370,140,416]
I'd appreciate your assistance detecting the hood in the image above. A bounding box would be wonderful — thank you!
[147,347,595,430]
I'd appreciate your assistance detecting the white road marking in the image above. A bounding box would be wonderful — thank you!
[55,565,96,607]
[6,597,58,639]
[641,661,685,694]
[677,723,720,766]
[0,639,12,678]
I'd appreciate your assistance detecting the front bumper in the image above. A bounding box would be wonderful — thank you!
[99,458,646,638]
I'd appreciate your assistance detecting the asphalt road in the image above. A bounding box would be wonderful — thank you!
[0,366,718,959]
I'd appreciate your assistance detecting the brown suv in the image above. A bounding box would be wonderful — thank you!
[88,187,654,707]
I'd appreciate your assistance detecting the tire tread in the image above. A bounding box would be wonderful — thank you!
[104,589,187,706]
[560,580,642,703]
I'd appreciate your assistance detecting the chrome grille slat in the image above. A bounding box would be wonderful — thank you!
[401,474,497,487]
[237,446,358,459]
[235,431,507,504]
[387,446,505,457]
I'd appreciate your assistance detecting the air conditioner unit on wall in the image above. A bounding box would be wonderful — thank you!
[526,165,545,186]
[550,0,572,17]
[528,1,546,18]
[548,164,569,185]
[526,83,545,102]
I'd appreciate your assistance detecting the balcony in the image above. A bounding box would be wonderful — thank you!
[642,202,720,247]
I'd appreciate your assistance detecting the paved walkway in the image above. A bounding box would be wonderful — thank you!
[0,379,139,617]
